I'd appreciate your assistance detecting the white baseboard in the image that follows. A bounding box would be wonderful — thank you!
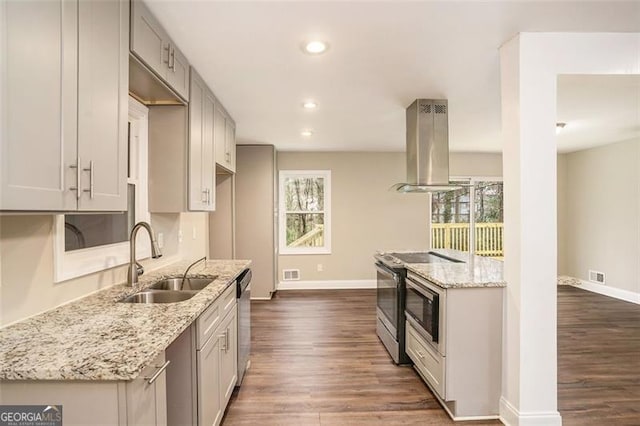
[499,397,562,426]
[572,280,640,305]
[277,279,376,290]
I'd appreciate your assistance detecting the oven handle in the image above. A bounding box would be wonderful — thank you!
[375,264,400,285]
[406,278,435,301]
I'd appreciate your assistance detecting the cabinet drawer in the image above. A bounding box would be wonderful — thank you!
[196,283,236,349]
[220,281,237,320]
[406,321,445,399]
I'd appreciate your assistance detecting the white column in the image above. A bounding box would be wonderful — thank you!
[499,32,640,426]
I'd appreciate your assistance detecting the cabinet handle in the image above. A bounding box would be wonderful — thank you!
[82,160,94,199]
[170,46,176,72]
[225,152,230,162]
[146,360,170,385]
[163,45,171,65]
[219,332,227,351]
[417,350,425,359]
[225,328,230,353]
[69,156,82,200]
[202,189,208,204]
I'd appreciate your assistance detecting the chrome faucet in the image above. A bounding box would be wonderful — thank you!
[127,221,163,286]
[181,256,207,290]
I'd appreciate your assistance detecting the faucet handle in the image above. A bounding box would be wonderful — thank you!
[136,261,144,277]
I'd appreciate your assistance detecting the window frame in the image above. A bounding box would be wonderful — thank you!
[53,97,151,283]
[429,176,503,255]
[278,170,332,255]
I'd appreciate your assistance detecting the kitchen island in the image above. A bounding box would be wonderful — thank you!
[0,259,250,425]
[376,249,505,421]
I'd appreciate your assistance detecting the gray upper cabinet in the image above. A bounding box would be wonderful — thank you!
[77,0,129,211]
[215,104,236,174]
[130,0,189,102]
[148,67,215,213]
[1,0,128,212]
[189,69,216,212]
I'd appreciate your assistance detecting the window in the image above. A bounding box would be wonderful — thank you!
[53,97,150,282]
[279,170,331,255]
[431,178,503,258]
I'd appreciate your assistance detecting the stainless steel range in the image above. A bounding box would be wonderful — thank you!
[374,251,461,364]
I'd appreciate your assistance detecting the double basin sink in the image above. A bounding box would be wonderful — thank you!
[120,277,217,304]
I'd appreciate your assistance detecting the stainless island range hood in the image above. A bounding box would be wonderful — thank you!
[393,99,465,193]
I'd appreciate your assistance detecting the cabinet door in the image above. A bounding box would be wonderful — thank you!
[130,0,169,81]
[1,0,78,211]
[197,335,222,426]
[203,89,217,211]
[224,119,236,173]
[219,307,238,408]
[166,44,190,102]
[126,352,168,426]
[189,70,206,211]
[214,104,227,170]
[77,0,128,211]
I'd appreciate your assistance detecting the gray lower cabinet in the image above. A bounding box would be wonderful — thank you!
[166,284,238,426]
[1,0,128,212]
[197,322,223,426]
[404,272,503,420]
[0,352,168,425]
[130,0,189,101]
[218,305,238,410]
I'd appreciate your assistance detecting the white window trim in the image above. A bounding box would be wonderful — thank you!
[53,97,151,283]
[279,170,332,255]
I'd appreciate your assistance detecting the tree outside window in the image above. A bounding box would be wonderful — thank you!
[279,170,331,255]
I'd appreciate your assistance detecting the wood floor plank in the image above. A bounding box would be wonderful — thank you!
[223,287,640,425]
[557,286,640,425]
[222,290,500,425]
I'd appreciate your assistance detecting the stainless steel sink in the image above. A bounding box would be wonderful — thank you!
[120,290,197,304]
[148,277,216,291]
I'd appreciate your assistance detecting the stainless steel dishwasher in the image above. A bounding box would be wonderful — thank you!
[236,269,252,386]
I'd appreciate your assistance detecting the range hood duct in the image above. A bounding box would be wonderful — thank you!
[393,99,464,193]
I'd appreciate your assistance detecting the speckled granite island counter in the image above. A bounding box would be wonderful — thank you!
[0,259,250,381]
[377,248,506,288]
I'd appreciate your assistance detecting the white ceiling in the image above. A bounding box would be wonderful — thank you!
[146,1,640,153]
[557,75,640,153]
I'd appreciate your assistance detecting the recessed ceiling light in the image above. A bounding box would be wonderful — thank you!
[303,101,318,110]
[303,40,328,55]
[301,129,314,137]
[556,122,567,133]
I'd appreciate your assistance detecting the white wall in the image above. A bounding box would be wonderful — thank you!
[0,212,209,326]
[558,138,640,294]
[277,151,502,284]
[499,32,639,426]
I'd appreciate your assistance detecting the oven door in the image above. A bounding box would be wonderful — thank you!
[405,277,439,344]
[376,262,400,337]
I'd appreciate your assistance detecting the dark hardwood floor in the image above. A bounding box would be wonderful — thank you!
[557,286,640,425]
[223,290,499,425]
[223,287,640,425]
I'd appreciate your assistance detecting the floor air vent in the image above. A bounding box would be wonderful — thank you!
[283,269,300,281]
[588,270,605,284]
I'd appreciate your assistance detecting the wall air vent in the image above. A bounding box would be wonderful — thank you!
[588,270,606,284]
[283,269,300,281]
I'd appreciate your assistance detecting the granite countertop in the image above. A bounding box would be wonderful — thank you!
[377,249,506,289]
[0,259,251,381]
